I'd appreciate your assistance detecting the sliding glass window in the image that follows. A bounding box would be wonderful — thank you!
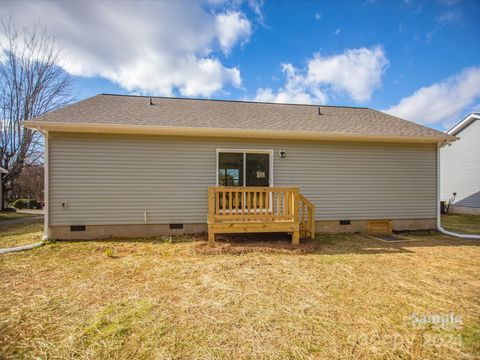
[217,150,272,187]
[218,152,244,186]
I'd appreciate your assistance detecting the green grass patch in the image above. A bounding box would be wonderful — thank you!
[0,211,36,221]
[82,300,155,340]
[442,214,480,234]
[461,325,480,354]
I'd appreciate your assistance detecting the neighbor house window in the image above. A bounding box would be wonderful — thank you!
[217,150,273,187]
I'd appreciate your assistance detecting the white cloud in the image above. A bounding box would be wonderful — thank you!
[426,9,463,43]
[307,46,388,102]
[437,10,462,25]
[206,0,266,26]
[0,1,252,97]
[384,67,480,127]
[255,46,387,105]
[216,11,252,54]
[255,64,327,104]
[247,0,266,25]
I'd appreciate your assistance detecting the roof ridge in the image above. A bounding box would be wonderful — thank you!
[99,93,369,110]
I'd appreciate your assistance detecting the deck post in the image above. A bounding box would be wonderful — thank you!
[293,189,300,222]
[208,187,215,246]
[293,189,300,246]
[208,187,214,223]
[310,206,315,239]
[292,230,300,246]
[208,231,215,247]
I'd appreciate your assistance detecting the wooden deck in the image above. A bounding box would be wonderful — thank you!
[208,187,315,246]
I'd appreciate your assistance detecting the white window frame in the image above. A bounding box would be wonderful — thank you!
[216,149,274,187]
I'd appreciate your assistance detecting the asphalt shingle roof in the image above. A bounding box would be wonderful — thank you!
[27,94,452,141]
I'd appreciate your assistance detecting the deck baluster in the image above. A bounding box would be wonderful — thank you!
[208,187,314,246]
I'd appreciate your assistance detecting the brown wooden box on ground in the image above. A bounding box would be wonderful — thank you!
[367,220,393,235]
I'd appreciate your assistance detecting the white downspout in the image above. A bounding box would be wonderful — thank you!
[437,143,480,239]
[39,128,49,241]
[0,128,49,254]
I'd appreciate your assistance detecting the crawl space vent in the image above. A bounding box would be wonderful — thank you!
[70,225,86,232]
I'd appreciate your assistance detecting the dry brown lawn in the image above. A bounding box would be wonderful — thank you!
[0,222,43,248]
[0,225,479,359]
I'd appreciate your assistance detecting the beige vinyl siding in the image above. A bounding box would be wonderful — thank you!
[49,132,437,226]
[441,120,480,208]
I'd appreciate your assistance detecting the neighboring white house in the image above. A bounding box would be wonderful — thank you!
[441,113,480,215]
[0,167,7,211]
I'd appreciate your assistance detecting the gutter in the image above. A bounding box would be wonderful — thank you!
[24,121,456,144]
[447,113,480,135]
[436,143,480,239]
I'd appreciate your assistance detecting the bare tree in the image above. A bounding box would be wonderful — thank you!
[5,165,44,204]
[0,20,76,209]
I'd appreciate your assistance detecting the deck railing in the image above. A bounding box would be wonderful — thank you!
[208,186,315,245]
[299,194,315,239]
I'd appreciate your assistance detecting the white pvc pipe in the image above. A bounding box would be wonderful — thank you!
[436,144,480,239]
[39,128,49,241]
[0,241,44,254]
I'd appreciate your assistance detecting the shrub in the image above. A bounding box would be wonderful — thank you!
[12,198,39,210]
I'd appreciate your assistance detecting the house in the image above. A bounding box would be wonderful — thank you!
[441,113,480,215]
[0,167,7,211]
[24,94,454,244]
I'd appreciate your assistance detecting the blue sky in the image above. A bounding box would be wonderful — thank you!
[2,0,480,130]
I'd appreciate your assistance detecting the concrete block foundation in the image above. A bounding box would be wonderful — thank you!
[49,218,437,240]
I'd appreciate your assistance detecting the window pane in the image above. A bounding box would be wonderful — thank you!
[246,153,270,187]
[218,152,243,186]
